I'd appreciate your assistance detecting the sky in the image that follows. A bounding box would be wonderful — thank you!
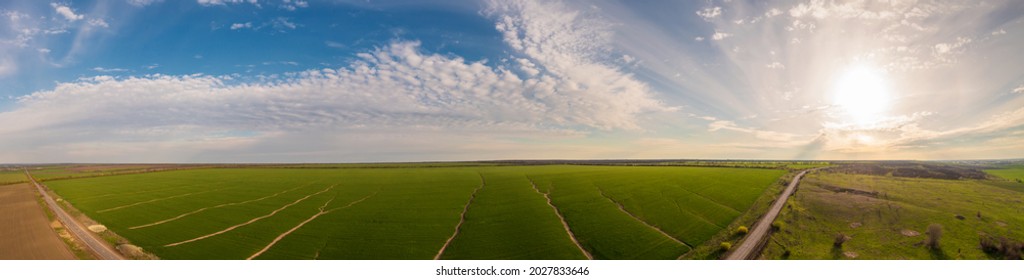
[1,0,1023,163]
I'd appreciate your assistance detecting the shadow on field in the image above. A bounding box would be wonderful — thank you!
[928,247,949,260]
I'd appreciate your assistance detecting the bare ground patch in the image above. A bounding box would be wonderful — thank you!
[87,225,107,233]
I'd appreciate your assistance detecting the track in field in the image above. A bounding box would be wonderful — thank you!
[433,174,485,260]
[129,184,312,230]
[597,187,693,251]
[248,192,376,260]
[529,177,593,260]
[164,186,335,247]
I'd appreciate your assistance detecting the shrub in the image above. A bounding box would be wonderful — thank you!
[980,234,1024,260]
[980,234,1001,253]
[926,224,943,249]
[771,221,783,231]
[720,242,732,251]
[833,233,850,248]
[736,226,749,235]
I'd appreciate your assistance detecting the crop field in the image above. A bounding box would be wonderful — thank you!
[985,165,1024,183]
[763,167,1024,259]
[44,165,784,260]
[0,170,26,185]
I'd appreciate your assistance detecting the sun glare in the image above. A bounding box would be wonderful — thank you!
[832,65,890,125]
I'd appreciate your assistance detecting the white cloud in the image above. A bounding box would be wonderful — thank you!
[88,18,109,28]
[92,67,129,73]
[694,36,705,41]
[711,31,731,40]
[0,0,673,161]
[992,29,1006,36]
[817,108,1024,157]
[1014,85,1024,94]
[788,0,898,20]
[765,62,785,69]
[621,54,635,64]
[708,120,802,142]
[127,0,162,7]
[230,22,252,30]
[0,55,15,77]
[325,41,345,48]
[517,58,540,76]
[51,3,84,21]
[197,0,258,6]
[281,0,308,11]
[0,37,671,161]
[485,0,672,129]
[696,7,722,21]
[932,36,972,63]
[272,17,297,30]
[765,8,782,18]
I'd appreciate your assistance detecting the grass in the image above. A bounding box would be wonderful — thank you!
[985,165,1024,183]
[762,171,1024,259]
[45,165,783,259]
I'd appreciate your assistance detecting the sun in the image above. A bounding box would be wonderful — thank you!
[832,64,890,125]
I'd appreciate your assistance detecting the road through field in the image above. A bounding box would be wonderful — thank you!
[726,169,811,260]
[25,170,124,260]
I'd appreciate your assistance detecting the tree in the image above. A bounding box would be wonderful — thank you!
[834,233,850,248]
[735,226,749,235]
[926,224,943,249]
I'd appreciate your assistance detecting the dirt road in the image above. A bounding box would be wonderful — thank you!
[0,183,76,260]
[726,169,812,260]
[25,170,124,260]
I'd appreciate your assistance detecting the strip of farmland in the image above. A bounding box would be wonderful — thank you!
[0,183,76,260]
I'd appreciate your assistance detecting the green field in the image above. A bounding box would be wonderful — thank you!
[985,165,1024,183]
[0,170,26,185]
[45,165,784,259]
[763,170,1024,259]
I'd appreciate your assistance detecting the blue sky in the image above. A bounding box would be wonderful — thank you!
[1,0,1023,163]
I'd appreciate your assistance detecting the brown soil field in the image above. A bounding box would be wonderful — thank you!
[0,183,75,259]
